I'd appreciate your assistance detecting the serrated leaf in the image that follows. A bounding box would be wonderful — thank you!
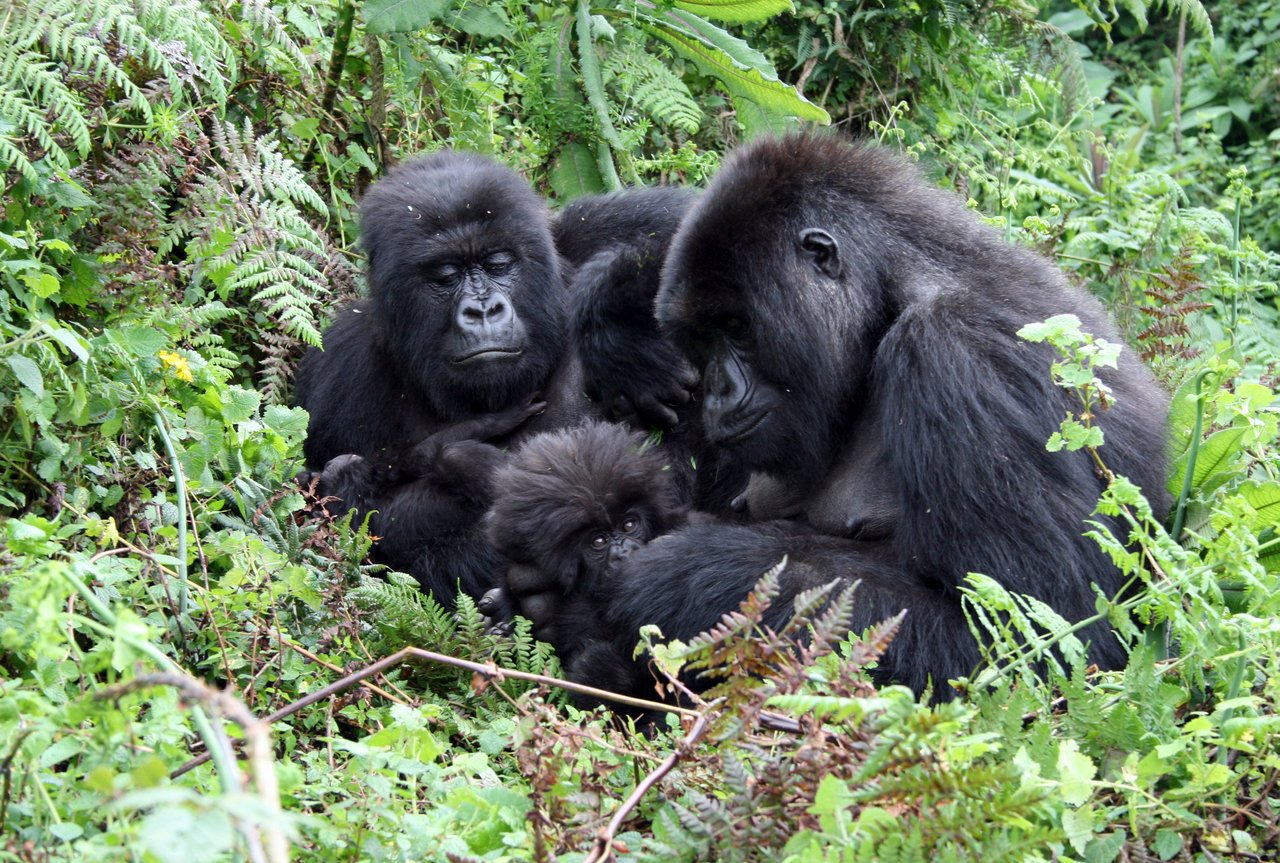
[1152,827,1182,860]
[221,386,262,425]
[6,355,43,398]
[1239,482,1280,525]
[1056,738,1096,806]
[447,4,511,37]
[1085,830,1127,863]
[626,4,829,124]
[1190,427,1246,488]
[44,324,89,363]
[550,142,606,200]
[364,0,451,34]
[109,326,168,358]
[672,0,793,24]
[1167,426,1246,496]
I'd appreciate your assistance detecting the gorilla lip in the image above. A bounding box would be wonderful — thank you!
[453,348,524,364]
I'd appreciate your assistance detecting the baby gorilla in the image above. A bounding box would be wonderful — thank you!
[483,421,691,697]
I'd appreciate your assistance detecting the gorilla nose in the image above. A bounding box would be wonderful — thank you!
[608,538,641,566]
[457,295,513,331]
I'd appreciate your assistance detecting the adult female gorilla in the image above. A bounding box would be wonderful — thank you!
[504,134,1171,697]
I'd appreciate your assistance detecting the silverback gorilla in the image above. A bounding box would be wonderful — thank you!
[295,151,698,605]
[504,134,1171,698]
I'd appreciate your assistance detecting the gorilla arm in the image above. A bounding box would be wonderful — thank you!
[559,188,699,429]
[520,521,980,700]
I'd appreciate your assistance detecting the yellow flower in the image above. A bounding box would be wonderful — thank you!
[158,349,193,383]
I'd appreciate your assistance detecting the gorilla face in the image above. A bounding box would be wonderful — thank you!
[359,151,566,419]
[486,421,689,592]
[656,137,895,485]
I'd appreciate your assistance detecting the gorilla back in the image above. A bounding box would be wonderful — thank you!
[513,134,1171,697]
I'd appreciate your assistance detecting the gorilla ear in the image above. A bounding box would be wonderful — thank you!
[799,228,841,280]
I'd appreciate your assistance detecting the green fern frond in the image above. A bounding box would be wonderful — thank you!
[604,45,702,135]
[170,121,348,351]
[239,0,312,84]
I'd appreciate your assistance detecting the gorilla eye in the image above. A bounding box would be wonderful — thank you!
[621,517,638,533]
[724,317,746,335]
[484,252,516,275]
[590,533,608,550]
[428,262,461,284]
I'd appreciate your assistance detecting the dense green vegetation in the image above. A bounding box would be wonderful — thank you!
[0,0,1277,860]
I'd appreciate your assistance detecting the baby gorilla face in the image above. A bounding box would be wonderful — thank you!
[485,420,689,593]
[583,510,652,574]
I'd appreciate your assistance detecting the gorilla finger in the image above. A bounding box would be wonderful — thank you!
[673,357,700,389]
[477,587,508,618]
[631,393,680,429]
[656,381,693,406]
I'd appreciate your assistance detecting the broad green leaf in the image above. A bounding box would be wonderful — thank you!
[6,355,44,398]
[1085,831,1127,863]
[1056,738,1096,806]
[44,323,89,362]
[1239,482,1280,526]
[221,386,262,425]
[447,4,511,37]
[108,326,168,358]
[626,5,829,124]
[1190,427,1246,489]
[1153,827,1183,860]
[22,271,60,298]
[672,0,793,24]
[550,142,606,200]
[1061,805,1095,854]
[364,0,451,34]
[1167,426,1246,496]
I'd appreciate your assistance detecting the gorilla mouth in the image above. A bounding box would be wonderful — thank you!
[453,347,524,365]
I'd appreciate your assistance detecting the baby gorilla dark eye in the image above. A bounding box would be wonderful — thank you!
[590,533,608,550]
[622,517,638,533]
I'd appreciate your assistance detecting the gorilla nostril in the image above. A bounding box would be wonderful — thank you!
[487,302,509,320]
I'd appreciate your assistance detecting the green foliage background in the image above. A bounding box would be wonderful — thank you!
[0,0,1277,860]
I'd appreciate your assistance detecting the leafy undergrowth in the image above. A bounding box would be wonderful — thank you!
[3,0,1280,860]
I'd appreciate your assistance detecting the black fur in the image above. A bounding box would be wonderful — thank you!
[560,186,749,511]
[295,152,586,603]
[485,421,697,699]
[296,154,702,605]
[509,134,1171,698]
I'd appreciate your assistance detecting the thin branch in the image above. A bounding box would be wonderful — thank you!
[584,713,711,863]
[171,646,699,779]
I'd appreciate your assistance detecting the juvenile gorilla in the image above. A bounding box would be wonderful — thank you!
[296,152,697,604]
[506,134,1171,697]
[484,421,695,695]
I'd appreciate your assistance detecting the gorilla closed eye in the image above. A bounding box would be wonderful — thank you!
[484,252,516,274]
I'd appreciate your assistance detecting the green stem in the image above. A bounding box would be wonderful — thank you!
[1171,370,1212,543]
[576,0,622,191]
[304,0,356,172]
[1230,193,1242,337]
[152,408,190,618]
